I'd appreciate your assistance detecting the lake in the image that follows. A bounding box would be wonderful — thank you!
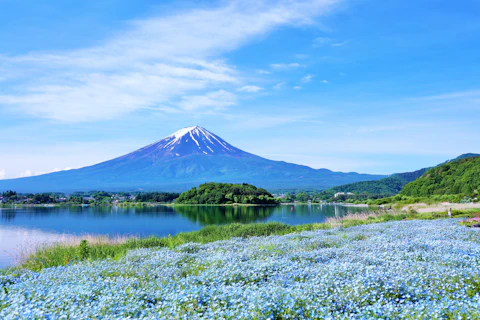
[0,204,369,268]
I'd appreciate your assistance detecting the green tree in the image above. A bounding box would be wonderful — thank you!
[177,183,278,205]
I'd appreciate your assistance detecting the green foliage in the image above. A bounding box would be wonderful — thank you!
[1,191,57,204]
[1,190,17,198]
[401,157,480,198]
[31,193,56,204]
[79,240,89,260]
[1,190,17,203]
[295,192,310,202]
[176,182,278,205]
[135,192,179,203]
[91,191,112,203]
[367,194,471,206]
[459,220,480,228]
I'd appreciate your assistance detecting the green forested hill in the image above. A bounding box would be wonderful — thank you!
[319,168,428,199]
[400,157,480,197]
[318,154,480,200]
[176,182,278,205]
[320,176,404,198]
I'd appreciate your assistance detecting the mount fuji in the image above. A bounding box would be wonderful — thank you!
[0,126,386,192]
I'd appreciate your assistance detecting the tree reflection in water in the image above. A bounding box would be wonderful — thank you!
[175,205,276,225]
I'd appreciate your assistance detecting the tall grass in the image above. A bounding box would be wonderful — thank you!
[15,208,479,272]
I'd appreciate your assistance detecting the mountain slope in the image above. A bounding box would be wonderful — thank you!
[319,153,480,198]
[0,126,386,193]
[401,157,480,197]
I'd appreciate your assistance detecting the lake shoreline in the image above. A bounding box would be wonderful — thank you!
[1,202,281,209]
[5,207,477,272]
[0,204,368,269]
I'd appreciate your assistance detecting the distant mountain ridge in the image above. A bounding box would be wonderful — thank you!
[0,126,386,193]
[320,153,480,198]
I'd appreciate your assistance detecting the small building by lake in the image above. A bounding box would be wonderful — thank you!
[334,192,355,198]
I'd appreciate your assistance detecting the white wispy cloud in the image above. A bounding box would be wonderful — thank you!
[257,69,272,74]
[312,36,348,47]
[0,169,5,180]
[230,114,325,130]
[273,82,286,90]
[15,167,73,179]
[415,90,480,101]
[312,37,333,47]
[295,54,309,59]
[237,85,264,93]
[270,62,303,69]
[178,90,236,111]
[301,74,315,83]
[331,40,349,47]
[293,86,302,90]
[18,170,33,178]
[0,0,344,123]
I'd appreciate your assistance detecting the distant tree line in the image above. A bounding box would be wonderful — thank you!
[1,190,58,204]
[316,172,428,202]
[135,192,179,203]
[0,190,179,205]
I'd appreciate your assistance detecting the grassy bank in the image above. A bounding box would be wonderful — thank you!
[13,208,480,272]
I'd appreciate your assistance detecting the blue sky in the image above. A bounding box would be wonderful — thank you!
[0,0,479,179]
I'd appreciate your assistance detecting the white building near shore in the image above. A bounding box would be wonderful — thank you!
[334,192,355,198]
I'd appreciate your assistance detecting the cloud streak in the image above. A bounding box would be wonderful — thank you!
[237,85,264,93]
[312,36,348,47]
[0,0,344,122]
[414,90,480,102]
[270,62,303,69]
[301,74,315,83]
[178,90,236,111]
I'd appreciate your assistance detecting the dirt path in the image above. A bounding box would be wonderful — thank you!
[402,202,480,213]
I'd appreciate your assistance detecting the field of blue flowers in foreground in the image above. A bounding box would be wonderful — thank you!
[1,219,480,319]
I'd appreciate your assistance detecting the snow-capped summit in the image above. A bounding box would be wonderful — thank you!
[129,126,251,158]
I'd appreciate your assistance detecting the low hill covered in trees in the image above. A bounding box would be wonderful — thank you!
[318,153,480,202]
[176,183,278,205]
[318,168,428,200]
[401,157,480,197]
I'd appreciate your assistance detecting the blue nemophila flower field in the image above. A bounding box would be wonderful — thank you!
[1,219,480,319]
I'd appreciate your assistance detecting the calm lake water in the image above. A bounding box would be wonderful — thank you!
[0,204,368,268]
